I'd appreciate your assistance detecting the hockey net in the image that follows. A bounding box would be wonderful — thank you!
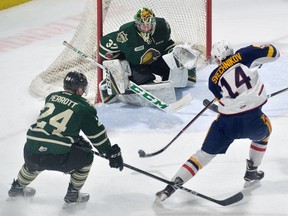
[29,0,211,104]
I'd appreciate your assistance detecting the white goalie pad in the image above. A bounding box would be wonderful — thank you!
[117,81,176,107]
[103,59,131,95]
[163,44,200,70]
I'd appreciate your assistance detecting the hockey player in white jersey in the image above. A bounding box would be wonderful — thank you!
[155,41,280,202]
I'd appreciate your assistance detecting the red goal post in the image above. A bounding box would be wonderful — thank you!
[29,0,212,104]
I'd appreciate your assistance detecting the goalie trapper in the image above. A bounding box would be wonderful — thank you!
[163,43,200,88]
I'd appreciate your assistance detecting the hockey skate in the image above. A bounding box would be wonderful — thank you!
[8,179,36,198]
[63,183,90,208]
[243,159,264,188]
[155,177,183,203]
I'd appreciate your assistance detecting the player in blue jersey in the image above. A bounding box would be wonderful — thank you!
[155,41,280,202]
[8,71,124,205]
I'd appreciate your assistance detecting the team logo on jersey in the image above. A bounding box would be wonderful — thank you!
[140,48,161,64]
[116,31,128,43]
[38,146,48,152]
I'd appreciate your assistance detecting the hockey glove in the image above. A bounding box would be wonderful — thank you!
[106,144,124,171]
[77,136,92,150]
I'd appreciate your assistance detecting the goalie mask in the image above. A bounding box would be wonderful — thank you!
[211,40,234,63]
[134,7,156,37]
[64,71,88,95]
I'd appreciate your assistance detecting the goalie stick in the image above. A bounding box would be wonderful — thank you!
[63,41,192,113]
[138,99,215,158]
[203,86,288,113]
[92,149,243,206]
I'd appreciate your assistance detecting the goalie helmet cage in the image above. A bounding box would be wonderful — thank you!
[29,0,212,104]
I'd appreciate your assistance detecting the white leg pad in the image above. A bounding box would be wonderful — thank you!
[169,68,188,88]
[117,81,176,107]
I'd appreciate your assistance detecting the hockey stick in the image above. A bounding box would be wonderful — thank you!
[267,86,288,98]
[203,86,288,113]
[138,99,215,158]
[63,41,192,113]
[92,149,243,206]
[203,99,219,113]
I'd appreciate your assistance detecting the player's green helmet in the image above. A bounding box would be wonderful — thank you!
[134,7,156,35]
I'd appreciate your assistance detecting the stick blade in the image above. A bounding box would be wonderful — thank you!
[165,93,192,113]
[203,99,219,113]
[216,192,244,206]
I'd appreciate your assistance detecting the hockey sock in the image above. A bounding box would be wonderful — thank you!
[249,141,267,167]
[70,163,92,189]
[17,165,41,187]
[171,150,215,183]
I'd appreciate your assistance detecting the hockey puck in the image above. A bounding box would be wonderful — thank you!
[138,150,146,157]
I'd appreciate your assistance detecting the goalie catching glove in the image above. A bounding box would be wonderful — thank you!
[163,43,200,70]
[163,43,200,87]
[106,144,124,171]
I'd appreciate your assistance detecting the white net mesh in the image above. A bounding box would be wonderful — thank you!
[29,0,210,103]
[29,0,98,103]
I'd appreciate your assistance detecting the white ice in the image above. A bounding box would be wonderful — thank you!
[1,0,288,215]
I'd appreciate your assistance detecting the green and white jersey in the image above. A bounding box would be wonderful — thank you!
[99,17,175,65]
[26,91,111,155]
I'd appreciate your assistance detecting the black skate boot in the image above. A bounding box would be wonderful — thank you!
[155,177,183,203]
[243,159,264,188]
[64,183,90,206]
[8,179,36,197]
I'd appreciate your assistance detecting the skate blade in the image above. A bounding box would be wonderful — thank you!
[243,180,260,188]
[63,202,80,209]
[62,201,88,209]
[154,193,168,203]
[6,194,35,201]
[62,195,90,209]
